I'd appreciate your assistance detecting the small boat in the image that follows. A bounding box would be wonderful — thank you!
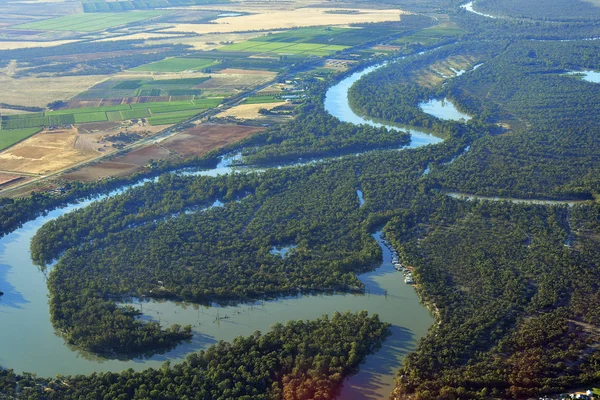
[404,276,414,284]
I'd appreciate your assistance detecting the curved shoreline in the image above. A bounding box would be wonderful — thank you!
[0,56,442,399]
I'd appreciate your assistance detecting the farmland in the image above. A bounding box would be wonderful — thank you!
[0,128,99,175]
[62,144,173,181]
[0,75,107,108]
[243,95,285,104]
[162,123,264,157]
[0,98,222,129]
[14,11,165,32]
[217,27,359,56]
[76,77,211,100]
[163,7,406,35]
[132,58,219,72]
[219,40,349,56]
[0,127,42,151]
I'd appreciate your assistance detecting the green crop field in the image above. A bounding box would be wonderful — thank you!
[47,105,131,116]
[120,109,151,120]
[14,11,164,32]
[0,98,222,130]
[73,112,108,124]
[0,128,42,151]
[1,117,47,130]
[219,39,348,56]
[132,58,219,72]
[147,109,201,125]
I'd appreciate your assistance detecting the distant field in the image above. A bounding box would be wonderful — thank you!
[82,0,228,13]
[147,109,201,125]
[219,40,348,56]
[132,58,219,72]
[243,95,284,104]
[0,128,42,151]
[0,98,222,129]
[77,77,211,99]
[216,26,364,56]
[14,11,164,32]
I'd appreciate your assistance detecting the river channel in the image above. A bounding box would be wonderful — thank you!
[0,60,442,399]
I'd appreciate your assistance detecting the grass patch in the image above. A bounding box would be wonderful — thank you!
[0,128,42,150]
[147,109,201,125]
[73,112,108,124]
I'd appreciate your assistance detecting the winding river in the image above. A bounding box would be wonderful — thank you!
[0,61,442,399]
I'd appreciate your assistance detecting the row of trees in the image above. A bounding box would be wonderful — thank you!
[0,312,390,399]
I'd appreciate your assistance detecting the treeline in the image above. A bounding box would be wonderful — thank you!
[455,6,600,41]
[0,312,390,399]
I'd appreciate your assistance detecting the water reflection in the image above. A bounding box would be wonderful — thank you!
[0,264,28,310]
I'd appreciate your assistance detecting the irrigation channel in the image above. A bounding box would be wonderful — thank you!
[1,57,448,399]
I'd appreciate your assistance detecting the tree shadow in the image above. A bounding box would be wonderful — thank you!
[0,264,28,310]
[340,325,415,400]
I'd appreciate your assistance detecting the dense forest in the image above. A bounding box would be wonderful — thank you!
[2,0,600,398]
[474,0,600,21]
[0,312,389,399]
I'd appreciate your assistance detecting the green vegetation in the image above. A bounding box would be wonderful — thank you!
[0,312,389,399]
[14,11,164,32]
[82,0,228,12]
[2,4,600,399]
[475,0,600,21]
[0,128,42,150]
[0,99,222,129]
[390,201,600,398]
[219,40,350,56]
[132,58,219,72]
[147,109,202,125]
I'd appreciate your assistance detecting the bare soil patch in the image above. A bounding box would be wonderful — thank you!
[0,128,99,174]
[62,145,172,182]
[116,145,171,165]
[0,75,107,107]
[0,40,78,51]
[163,7,406,34]
[163,123,264,157]
[197,71,275,93]
[217,102,283,119]
[0,173,22,187]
